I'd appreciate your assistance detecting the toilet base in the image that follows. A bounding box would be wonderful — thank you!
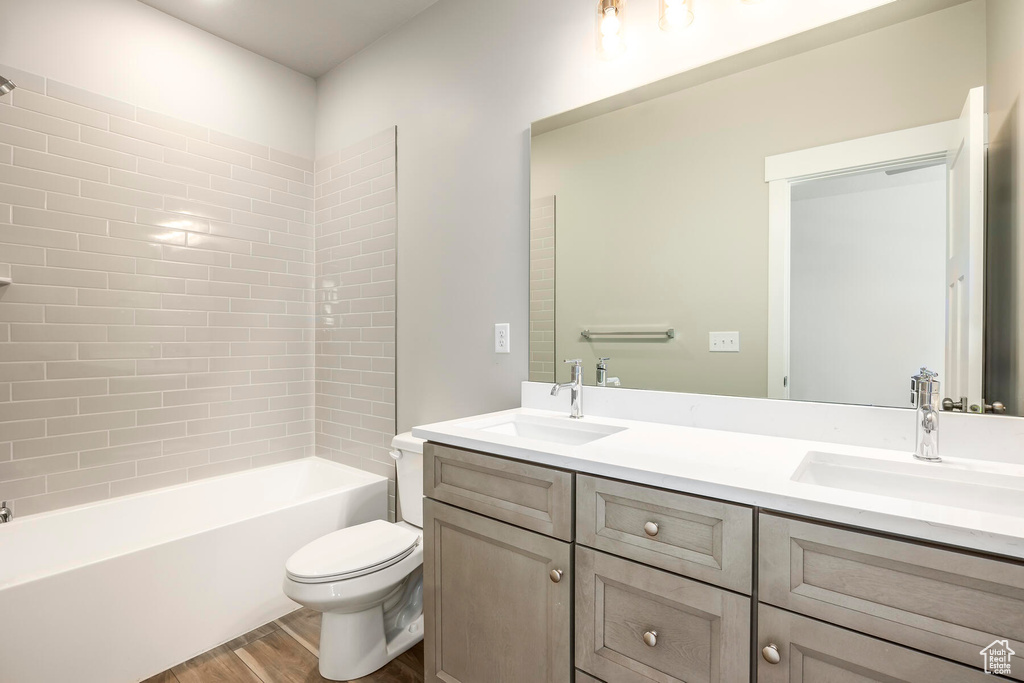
[318,609,424,681]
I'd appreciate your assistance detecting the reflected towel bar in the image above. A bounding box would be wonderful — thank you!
[581,328,675,339]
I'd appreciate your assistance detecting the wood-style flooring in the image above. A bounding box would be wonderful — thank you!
[143,608,423,683]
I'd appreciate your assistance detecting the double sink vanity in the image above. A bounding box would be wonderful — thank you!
[413,402,1024,682]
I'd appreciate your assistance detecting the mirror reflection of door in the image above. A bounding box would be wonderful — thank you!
[768,87,986,409]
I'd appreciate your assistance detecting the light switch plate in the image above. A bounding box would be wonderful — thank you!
[495,323,510,353]
[709,331,740,352]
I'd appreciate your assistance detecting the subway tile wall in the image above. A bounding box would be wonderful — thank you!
[313,128,398,517]
[529,196,555,383]
[0,65,318,516]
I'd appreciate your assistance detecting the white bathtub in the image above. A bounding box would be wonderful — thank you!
[0,457,387,683]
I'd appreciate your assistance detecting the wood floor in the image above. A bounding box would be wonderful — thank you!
[143,608,424,683]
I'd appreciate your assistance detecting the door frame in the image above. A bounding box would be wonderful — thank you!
[764,119,959,399]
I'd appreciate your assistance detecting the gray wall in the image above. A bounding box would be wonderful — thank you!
[313,0,907,431]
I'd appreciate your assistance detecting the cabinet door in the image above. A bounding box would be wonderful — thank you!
[424,499,572,683]
[576,546,750,683]
[757,604,992,682]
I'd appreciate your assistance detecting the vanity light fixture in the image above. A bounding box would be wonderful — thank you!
[659,0,694,31]
[597,0,627,59]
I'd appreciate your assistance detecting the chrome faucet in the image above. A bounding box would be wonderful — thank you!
[596,358,620,387]
[0,501,12,524]
[911,367,941,462]
[551,359,585,419]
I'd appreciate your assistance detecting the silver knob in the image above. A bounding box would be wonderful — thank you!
[762,644,781,664]
[549,569,563,583]
[987,401,1007,414]
[643,521,659,537]
[941,397,966,412]
[643,630,657,647]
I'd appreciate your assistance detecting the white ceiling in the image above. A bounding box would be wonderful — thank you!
[138,0,440,78]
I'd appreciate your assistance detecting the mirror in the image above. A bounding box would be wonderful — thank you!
[530,0,1023,416]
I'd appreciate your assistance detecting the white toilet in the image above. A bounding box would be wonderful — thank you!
[283,433,425,680]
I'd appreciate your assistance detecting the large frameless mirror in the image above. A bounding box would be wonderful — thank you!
[530,0,1023,416]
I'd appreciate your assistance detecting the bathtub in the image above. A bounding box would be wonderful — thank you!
[0,457,387,683]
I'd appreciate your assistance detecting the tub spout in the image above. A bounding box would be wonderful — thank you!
[0,501,12,523]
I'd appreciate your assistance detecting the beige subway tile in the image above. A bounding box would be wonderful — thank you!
[13,430,107,459]
[81,179,163,210]
[11,377,105,400]
[108,271,186,294]
[47,410,135,436]
[0,477,47,504]
[109,168,186,197]
[137,357,207,376]
[109,221,187,247]
[47,79,134,119]
[186,370,250,389]
[80,235,164,261]
[0,452,77,482]
[12,88,108,129]
[46,305,133,325]
[185,232,251,255]
[164,196,232,222]
[0,182,45,209]
[79,441,161,468]
[108,374,184,395]
[162,386,230,406]
[109,421,186,447]
[210,175,272,201]
[187,138,250,168]
[136,257,208,281]
[0,223,77,250]
[80,126,162,161]
[137,404,208,426]
[161,341,229,356]
[49,461,135,492]
[110,469,187,496]
[78,288,160,309]
[107,325,184,342]
[135,450,209,476]
[187,456,251,481]
[46,248,135,274]
[0,243,45,266]
[46,191,135,222]
[0,396,77,422]
[231,164,288,192]
[137,157,209,187]
[209,130,268,159]
[12,264,105,289]
[0,160,79,195]
[162,431,229,456]
[13,205,107,235]
[164,148,230,178]
[79,342,161,360]
[48,136,135,171]
[109,116,187,150]
[46,359,135,379]
[134,308,207,327]
[0,121,47,151]
[14,146,106,182]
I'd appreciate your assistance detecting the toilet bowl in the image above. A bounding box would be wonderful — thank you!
[283,433,425,681]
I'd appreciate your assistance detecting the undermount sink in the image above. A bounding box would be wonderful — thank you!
[463,414,627,446]
[792,451,1024,516]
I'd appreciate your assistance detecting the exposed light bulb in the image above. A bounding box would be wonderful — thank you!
[659,0,694,31]
[596,0,626,59]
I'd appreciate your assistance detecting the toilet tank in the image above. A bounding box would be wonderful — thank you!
[390,432,425,528]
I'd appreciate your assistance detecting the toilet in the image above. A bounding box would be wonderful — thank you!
[283,433,425,681]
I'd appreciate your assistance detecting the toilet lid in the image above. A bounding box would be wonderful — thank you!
[285,520,419,582]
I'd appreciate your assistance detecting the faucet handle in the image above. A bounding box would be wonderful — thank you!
[597,357,611,363]
[563,359,583,366]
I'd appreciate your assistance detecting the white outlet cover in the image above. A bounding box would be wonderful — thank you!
[495,323,510,353]
[709,331,740,352]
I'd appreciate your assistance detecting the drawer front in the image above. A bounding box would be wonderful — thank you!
[577,475,752,593]
[575,545,750,683]
[424,442,574,540]
[758,604,992,682]
[759,513,1024,679]
[575,671,603,683]
[424,500,572,683]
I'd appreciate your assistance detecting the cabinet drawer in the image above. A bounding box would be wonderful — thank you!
[759,513,1024,679]
[758,604,991,682]
[576,475,752,593]
[424,442,574,540]
[424,499,572,683]
[575,671,603,683]
[575,546,750,683]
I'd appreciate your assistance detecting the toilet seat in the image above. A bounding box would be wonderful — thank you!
[286,520,420,585]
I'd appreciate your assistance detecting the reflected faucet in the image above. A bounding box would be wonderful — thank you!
[551,359,584,419]
[911,368,941,462]
[0,501,12,523]
[596,358,620,387]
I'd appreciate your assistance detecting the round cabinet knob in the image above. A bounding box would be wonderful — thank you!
[643,521,659,537]
[549,569,563,583]
[762,644,781,665]
[643,630,658,647]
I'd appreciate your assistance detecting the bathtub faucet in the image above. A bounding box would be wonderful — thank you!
[0,501,11,523]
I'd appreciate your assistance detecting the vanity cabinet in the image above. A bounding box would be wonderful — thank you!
[756,604,991,682]
[759,513,1024,678]
[575,545,751,682]
[423,498,572,683]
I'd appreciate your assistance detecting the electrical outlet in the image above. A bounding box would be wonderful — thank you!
[495,323,510,353]
[709,331,740,352]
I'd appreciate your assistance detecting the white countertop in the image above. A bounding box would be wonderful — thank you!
[413,407,1024,561]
